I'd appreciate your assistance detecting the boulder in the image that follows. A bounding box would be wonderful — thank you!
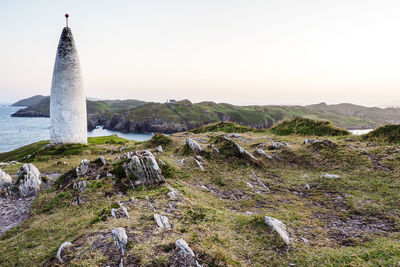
[56,241,73,263]
[17,163,41,197]
[154,214,172,229]
[76,159,90,177]
[184,138,203,153]
[111,227,128,255]
[156,145,163,153]
[264,216,291,246]
[123,150,165,186]
[0,168,12,189]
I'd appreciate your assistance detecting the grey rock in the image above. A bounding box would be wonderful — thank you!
[111,227,128,255]
[268,141,290,150]
[17,163,41,197]
[56,241,73,263]
[73,180,86,193]
[174,238,201,267]
[167,186,181,200]
[123,150,165,186]
[264,216,291,246]
[99,156,107,166]
[0,168,12,189]
[321,173,340,178]
[184,138,203,153]
[255,148,273,159]
[156,145,163,153]
[195,159,205,171]
[154,214,172,229]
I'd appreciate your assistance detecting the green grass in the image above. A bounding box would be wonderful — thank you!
[0,140,49,162]
[1,131,400,266]
[192,122,253,133]
[271,117,350,136]
[362,124,400,144]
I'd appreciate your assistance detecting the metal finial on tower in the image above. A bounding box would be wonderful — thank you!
[65,13,69,27]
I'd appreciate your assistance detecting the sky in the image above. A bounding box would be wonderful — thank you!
[0,0,400,106]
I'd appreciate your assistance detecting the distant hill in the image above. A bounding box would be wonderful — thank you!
[307,102,400,125]
[12,95,46,107]
[12,96,395,133]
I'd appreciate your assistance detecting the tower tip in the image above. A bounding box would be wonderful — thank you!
[65,13,69,27]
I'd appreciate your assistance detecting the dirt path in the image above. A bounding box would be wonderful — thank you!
[0,197,33,235]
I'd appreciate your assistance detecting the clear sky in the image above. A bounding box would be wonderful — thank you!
[0,0,399,106]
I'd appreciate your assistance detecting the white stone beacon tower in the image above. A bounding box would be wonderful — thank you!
[50,14,87,144]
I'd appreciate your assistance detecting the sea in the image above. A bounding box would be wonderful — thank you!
[0,104,153,153]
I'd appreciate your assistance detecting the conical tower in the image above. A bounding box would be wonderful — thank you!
[50,16,87,144]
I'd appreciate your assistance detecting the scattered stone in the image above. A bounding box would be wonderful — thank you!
[73,180,86,193]
[146,196,156,211]
[300,237,310,244]
[268,141,290,150]
[264,216,291,246]
[174,238,201,267]
[252,172,269,191]
[179,159,185,164]
[201,185,209,191]
[195,159,205,171]
[246,182,254,189]
[123,150,165,186]
[211,144,220,153]
[0,168,12,189]
[305,138,337,149]
[78,159,90,176]
[118,201,130,218]
[167,186,181,200]
[195,155,202,161]
[17,163,42,197]
[56,241,73,263]
[184,138,203,153]
[228,133,242,138]
[0,161,20,166]
[321,173,340,178]
[303,183,311,190]
[255,148,273,159]
[156,145,163,153]
[99,156,107,166]
[154,214,172,229]
[111,227,128,255]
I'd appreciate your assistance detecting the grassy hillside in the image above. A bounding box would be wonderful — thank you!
[271,118,350,136]
[362,124,400,144]
[12,97,378,131]
[1,129,399,266]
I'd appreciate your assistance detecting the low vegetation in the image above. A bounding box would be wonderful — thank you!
[271,117,350,136]
[1,130,400,266]
[362,124,400,144]
[192,122,253,133]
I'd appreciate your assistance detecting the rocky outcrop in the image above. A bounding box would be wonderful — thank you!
[17,163,42,197]
[123,151,165,186]
[111,227,128,255]
[0,169,12,189]
[172,238,201,267]
[184,138,203,153]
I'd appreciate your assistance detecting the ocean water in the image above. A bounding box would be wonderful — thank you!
[0,104,153,153]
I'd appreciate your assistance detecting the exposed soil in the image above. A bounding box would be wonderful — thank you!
[0,196,33,235]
